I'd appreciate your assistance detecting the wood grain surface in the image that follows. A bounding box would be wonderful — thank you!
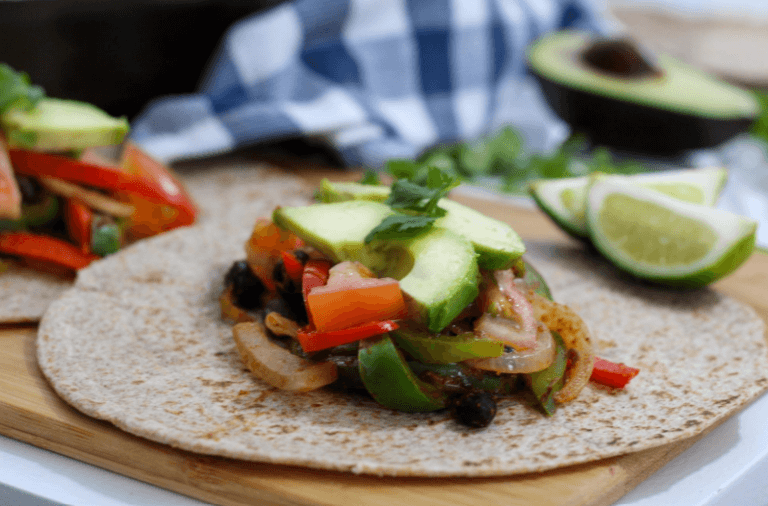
[1,168,766,506]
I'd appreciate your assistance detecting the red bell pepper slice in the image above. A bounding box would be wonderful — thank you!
[590,356,640,389]
[297,320,399,352]
[8,149,170,204]
[280,250,305,283]
[0,232,99,270]
[0,135,22,220]
[79,148,120,168]
[63,198,93,254]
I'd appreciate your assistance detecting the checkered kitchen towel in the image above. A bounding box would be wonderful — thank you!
[130,0,605,167]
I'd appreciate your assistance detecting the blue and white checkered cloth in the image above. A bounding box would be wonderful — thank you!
[130,0,605,167]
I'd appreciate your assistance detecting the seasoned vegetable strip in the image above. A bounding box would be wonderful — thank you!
[233,320,338,392]
[531,293,594,403]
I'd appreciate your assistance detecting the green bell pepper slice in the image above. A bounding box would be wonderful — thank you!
[0,192,60,231]
[525,331,567,416]
[522,259,552,300]
[90,215,123,256]
[358,334,446,412]
[392,327,504,364]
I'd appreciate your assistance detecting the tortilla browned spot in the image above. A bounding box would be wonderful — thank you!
[0,162,309,323]
[35,190,768,477]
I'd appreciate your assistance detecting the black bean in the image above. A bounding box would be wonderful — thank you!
[453,392,497,428]
[292,249,310,264]
[278,289,307,324]
[225,260,265,309]
[264,297,295,320]
[16,176,43,204]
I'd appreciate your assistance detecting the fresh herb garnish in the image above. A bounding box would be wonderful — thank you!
[365,167,459,244]
[363,214,438,243]
[399,127,647,195]
[0,63,45,114]
[750,89,768,146]
[359,169,381,185]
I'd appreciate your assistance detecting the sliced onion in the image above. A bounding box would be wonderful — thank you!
[466,324,556,374]
[475,269,537,349]
[530,293,594,403]
[473,313,535,350]
[233,320,337,392]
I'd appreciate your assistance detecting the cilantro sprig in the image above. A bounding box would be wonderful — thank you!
[364,166,459,244]
[0,63,45,115]
[386,127,647,196]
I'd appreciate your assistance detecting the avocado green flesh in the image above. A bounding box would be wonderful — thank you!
[528,31,758,119]
[273,201,480,332]
[1,98,129,150]
[358,334,446,412]
[528,31,757,153]
[318,180,526,270]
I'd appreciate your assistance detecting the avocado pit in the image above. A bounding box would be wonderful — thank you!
[581,39,660,79]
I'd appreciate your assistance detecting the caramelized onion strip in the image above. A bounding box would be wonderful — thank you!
[265,311,300,338]
[530,293,594,403]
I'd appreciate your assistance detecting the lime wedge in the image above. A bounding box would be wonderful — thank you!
[529,167,728,240]
[627,166,727,206]
[529,176,590,239]
[586,179,757,287]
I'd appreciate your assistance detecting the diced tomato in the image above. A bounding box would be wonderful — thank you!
[302,259,332,301]
[0,134,22,220]
[297,320,399,352]
[590,357,640,389]
[245,218,304,292]
[301,259,332,326]
[306,261,407,333]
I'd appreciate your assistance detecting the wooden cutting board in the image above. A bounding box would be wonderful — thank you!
[1,166,767,506]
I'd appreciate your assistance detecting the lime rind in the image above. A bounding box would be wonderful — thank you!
[626,166,728,206]
[530,166,729,241]
[586,179,757,287]
[529,177,590,239]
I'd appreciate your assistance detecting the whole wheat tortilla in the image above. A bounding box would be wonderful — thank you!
[36,186,768,477]
[0,160,310,323]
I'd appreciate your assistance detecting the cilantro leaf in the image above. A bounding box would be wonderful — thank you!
[359,169,381,185]
[0,63,44,114]
[385,167,458,217]
[364,214,437,243]
[385,159,420,181]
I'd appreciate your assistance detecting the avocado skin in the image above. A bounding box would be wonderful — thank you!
[534,75,754,154]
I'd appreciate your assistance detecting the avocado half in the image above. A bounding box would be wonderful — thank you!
[527,30,759,154]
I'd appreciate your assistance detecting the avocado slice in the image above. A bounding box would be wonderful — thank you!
[1,98,129,150]
[318,179,526,270]
[527,31,759,154]
[273,200,479,333]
